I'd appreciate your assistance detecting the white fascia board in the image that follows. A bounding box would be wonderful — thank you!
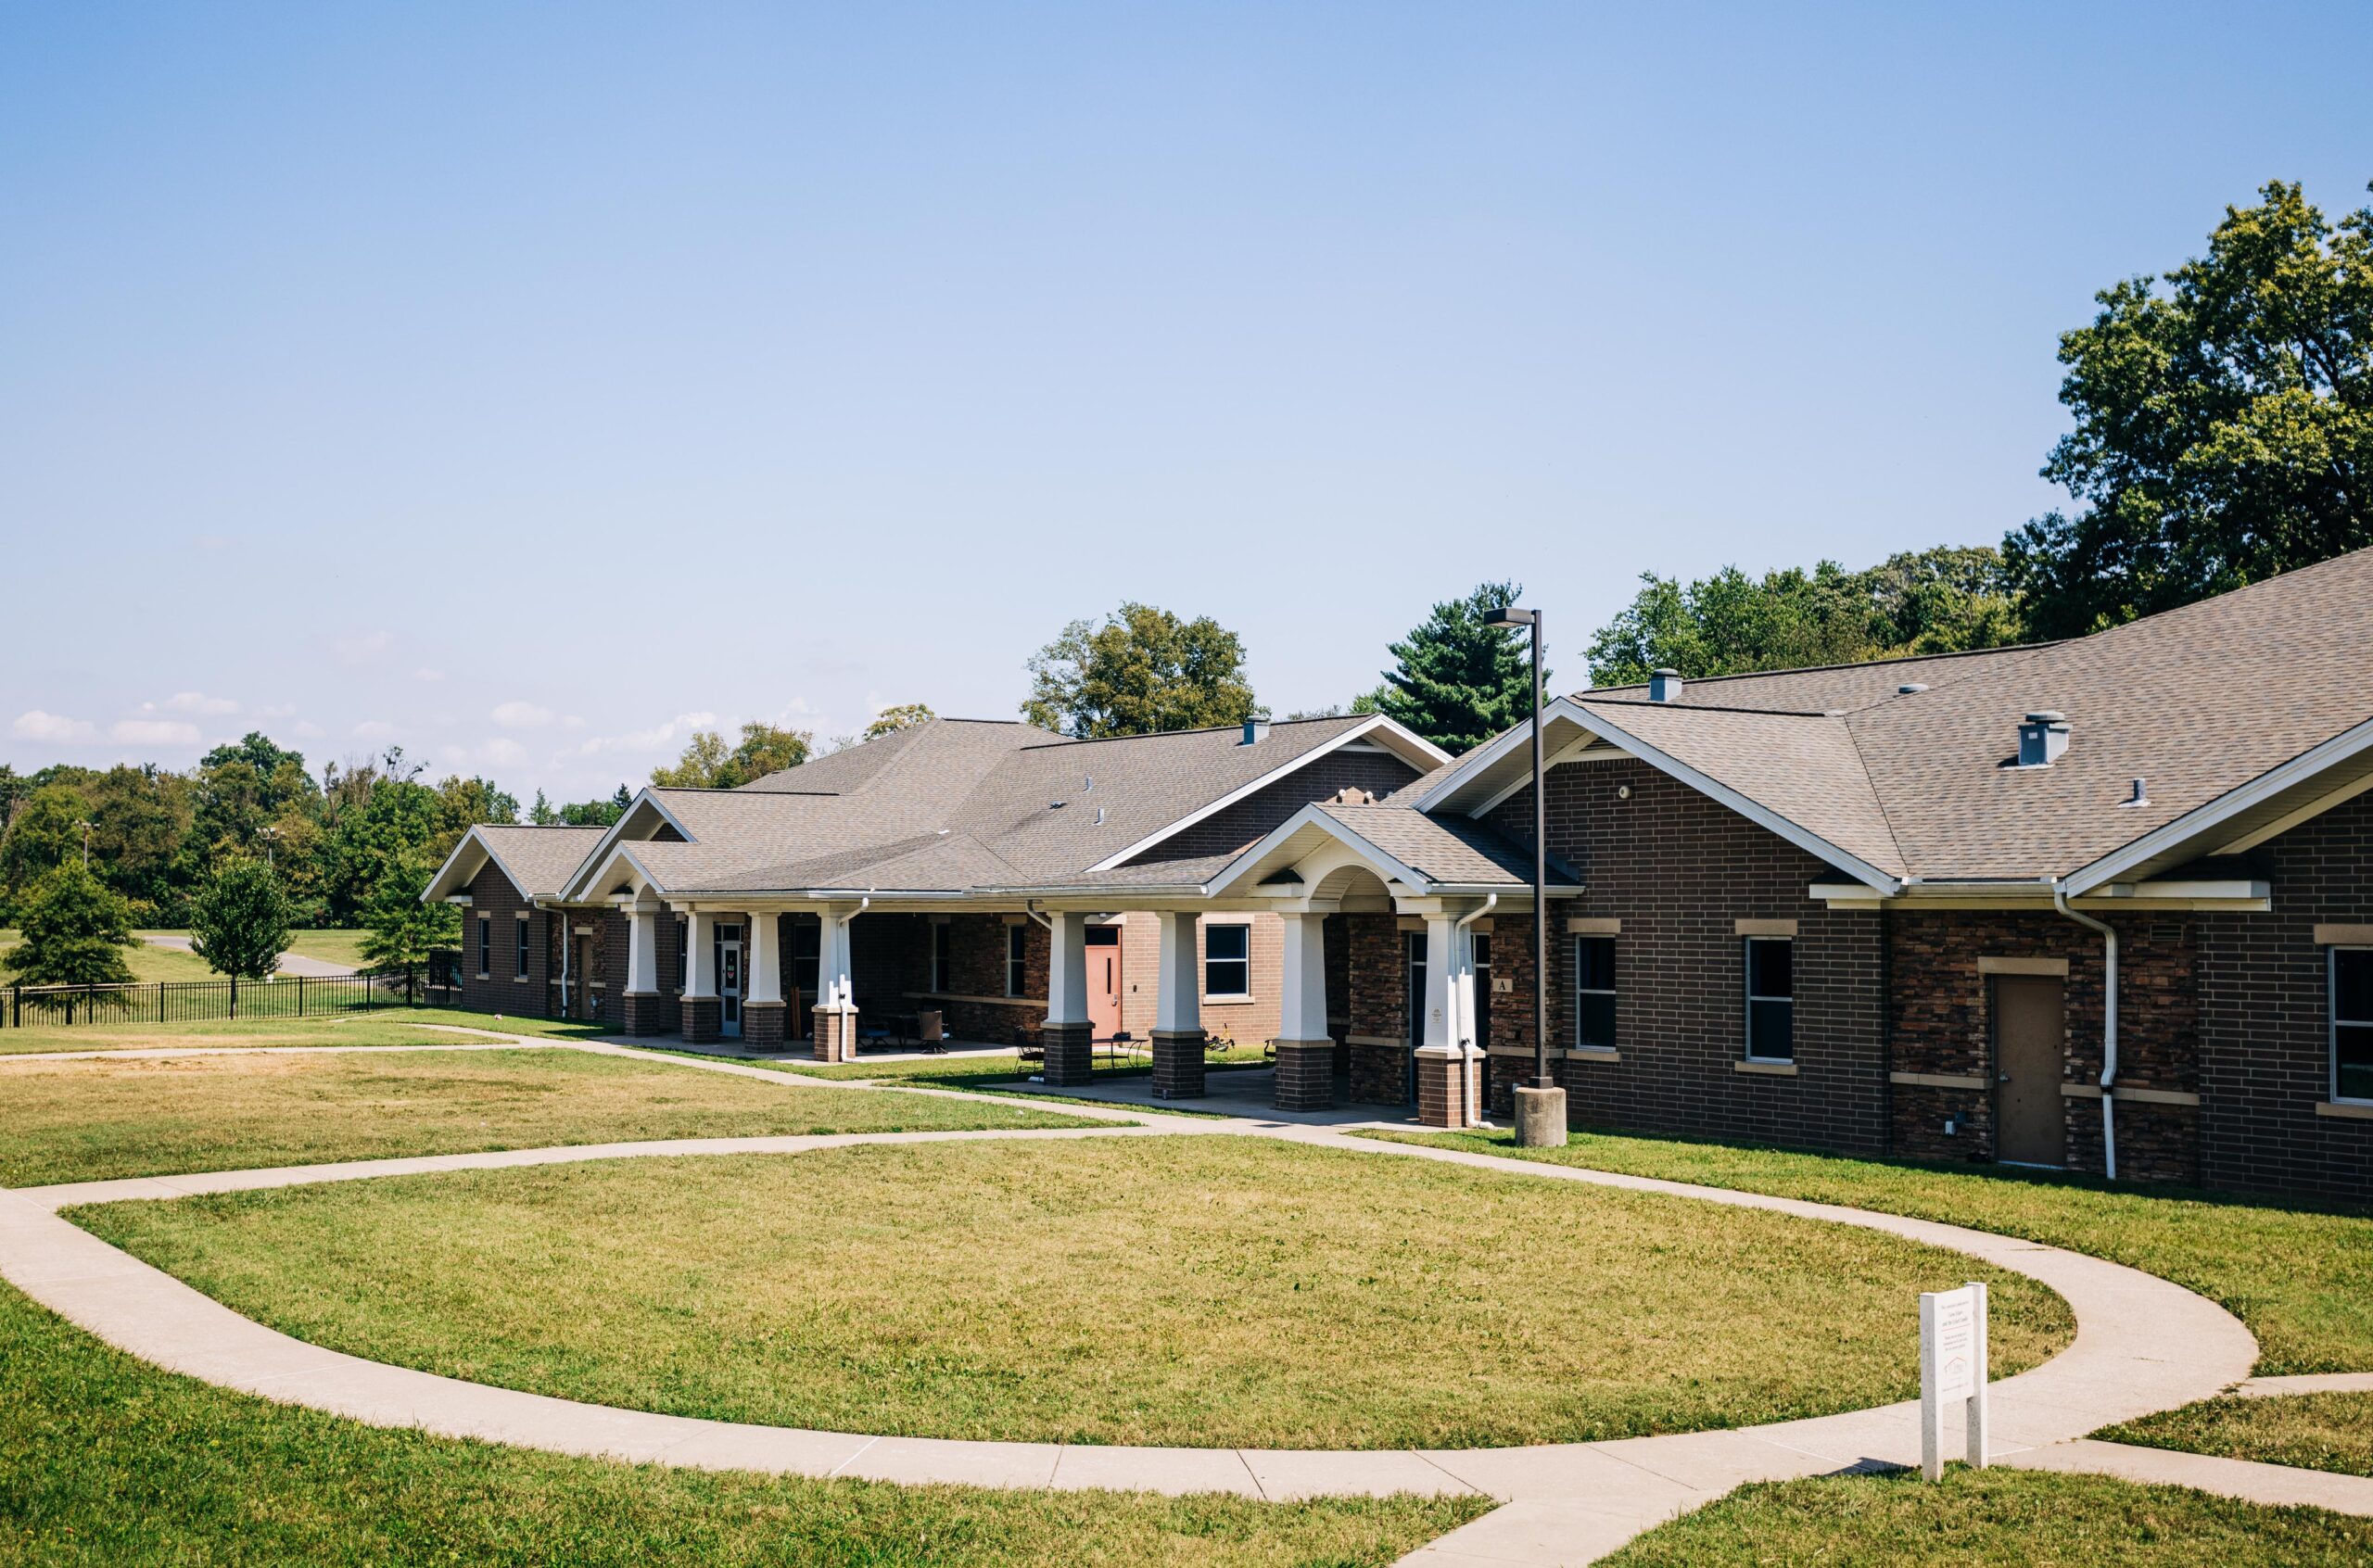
[1201,803,1437,898]
[420,828,492,904]
[1411,704,1567,814]
[1084,716,1444,874]
[557,790,694,902]
[1470,734,1629,819]
[1358,714,1455,771]
[2065,713,2373,894]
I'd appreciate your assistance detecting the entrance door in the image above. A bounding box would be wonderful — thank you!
[1404,929,1428,1102]
[1471,931,1492,1050]
[576,934,597,1020]
[1086,927,1123,1040]
[717,923,744,1039]
[1994,975,2064,1166]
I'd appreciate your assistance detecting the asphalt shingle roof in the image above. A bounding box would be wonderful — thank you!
[473,826,610,898]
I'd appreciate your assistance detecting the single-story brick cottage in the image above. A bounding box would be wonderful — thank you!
[427,549,2373,1201]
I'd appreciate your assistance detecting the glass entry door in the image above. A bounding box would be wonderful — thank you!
[717,923,744,1038]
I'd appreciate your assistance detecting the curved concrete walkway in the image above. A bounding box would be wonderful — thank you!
[0,1030,2340,1563]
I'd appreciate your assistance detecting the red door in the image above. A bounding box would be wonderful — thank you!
[1087,929,1123,1039]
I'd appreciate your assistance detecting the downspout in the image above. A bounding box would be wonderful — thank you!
[2051,881,2117,1182]
[553,901,568,1021]
[1453,893,1498,1127]
[1453,893,1498,1048]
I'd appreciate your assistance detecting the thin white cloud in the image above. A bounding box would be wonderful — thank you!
[334,629,394,665]
[490,701,557,728]
[351,719,396,740]
[10,710,96,742]
[578,710,719,756]
[148,691,240,716]
[110,718,201,746]
[415,667,446,683]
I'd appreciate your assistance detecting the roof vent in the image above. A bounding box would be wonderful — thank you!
[1648,669,1684,703]
[2120,777,2149,809]
[1326,786,1378,806]
[1897,683,1929,695]
[2018,711,2070,768]
[1241,717,1271,745]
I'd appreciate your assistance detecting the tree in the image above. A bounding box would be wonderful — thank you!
[0,783,90,906]
[360,858,457,972]
[2007,181,2372,637]
[4,862,135,991]
[318,776,445,926]
[528,790,559,825]
[188,859,291,980]
[650,722,813,789]
[865,702,935,740]
[1022,603,1259,738]
[559,787,630,827]
[85,765,196,923]
[433,774,519,860]
[1375,582,1545,754]
[1862,546,2026,655]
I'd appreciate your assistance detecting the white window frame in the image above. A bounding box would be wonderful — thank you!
[1744,935,1795,1064]
[1573,935,1617,1050]
[1203,922,1250,998]
[931,921,952,993]
[2332,946,2373,1106]
[1005,924,1028,997]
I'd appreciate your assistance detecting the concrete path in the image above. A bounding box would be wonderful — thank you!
[2003,1437,2373,1512]
[140,933,359,978]
[2237,1372,2373,1398]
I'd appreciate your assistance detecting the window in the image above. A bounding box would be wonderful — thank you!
[2334,948,2373,1103]
[1574,937,1617,1050]
[931,921,952,993]
[675,917,688,992]
[476,915,491,978]
[792,919,819,1002]
[1745,937,1794,1061]
[1205,923,1250,998]
[514,917,531,980]
[1006,924,1028,996]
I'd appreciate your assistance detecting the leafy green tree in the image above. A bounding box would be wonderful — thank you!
[85,765,196,923]
[319,777,446,926]
[1587,562,1884,686]
[1862,546,2026,655]
[2008,181,2372,637]
[865,702,935,740]
[528,790,559,825]
[653,723,813,789]
[188,859,291,980]
[4,862,135,991]
[360,857,458,972]
[1022,603,1259,739]
[1,783,90,904]
[559,787,630,827]
[1375,582,1545,754]
[432,774,519,861]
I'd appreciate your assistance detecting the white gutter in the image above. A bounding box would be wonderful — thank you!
[2051,880,2118,1182]
[1453,894,1497,1049]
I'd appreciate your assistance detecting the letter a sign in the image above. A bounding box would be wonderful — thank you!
[1920,1282,1989,1481]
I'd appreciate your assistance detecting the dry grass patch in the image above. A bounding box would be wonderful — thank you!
[0,1012,567,1056]
[0,1048,1081,1185]
[82,1135,2070,1449]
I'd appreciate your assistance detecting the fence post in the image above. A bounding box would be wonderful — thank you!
[297,973,306,1018]
[229,973,237,1020]
[407,966,416,1007]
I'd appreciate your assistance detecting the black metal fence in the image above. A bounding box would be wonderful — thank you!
[3,969,424,1030]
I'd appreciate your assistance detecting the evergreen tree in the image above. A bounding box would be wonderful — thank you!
[5,862,136,992]
[528,790,559,825]
[1376,582,1544,754]
[188,859,292,980]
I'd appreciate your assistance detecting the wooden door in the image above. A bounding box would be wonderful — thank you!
[1993,975,2064,1166]
[1087,930,1123,1040]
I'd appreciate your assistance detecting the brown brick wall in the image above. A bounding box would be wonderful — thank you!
[1122,749,1419,863]
[2197,790,2373,1202]
[1116,913,1284,1045]
[912,914,1047,1043]
[457,861,548,1018]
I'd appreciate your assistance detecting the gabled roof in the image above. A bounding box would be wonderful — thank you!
[1204,801,1581,899]
[423,824,609,903]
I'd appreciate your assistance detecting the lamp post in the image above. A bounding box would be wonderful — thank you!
[1482,602,1567,1146]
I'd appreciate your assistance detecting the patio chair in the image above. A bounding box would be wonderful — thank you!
[1013,1025,1045,1073]
[917,1009,948,1053]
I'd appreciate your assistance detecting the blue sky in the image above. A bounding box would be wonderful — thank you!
[5,2,2368,802]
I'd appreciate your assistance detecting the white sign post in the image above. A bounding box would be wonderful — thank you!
[1918,1281,1989,1481]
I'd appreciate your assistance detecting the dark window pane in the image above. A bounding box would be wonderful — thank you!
[2338,1024,2373,1100]
[1747,937,1793,998]
[1207,925,1249,962]
[1575,937,1616,993]
[2335,951,2373,1025]
[1471,933,1491,967]
[1576,991,1617,1050]
[1749,998,1795,1060]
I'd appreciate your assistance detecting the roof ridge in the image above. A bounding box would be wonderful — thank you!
[1580,697,1837,717]
[1578,639,2062,697]
[1017,714,1359,750]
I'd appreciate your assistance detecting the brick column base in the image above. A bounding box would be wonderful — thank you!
[1349,1041,1411,1105]
[680,994,722,1044]
[620,991,666,1037]
[1415,1045,1484,1129]
[742,1000,787,1050]
[1150,1029,1205,1099]
[1041,1021,1095,1086]
[813,1006,858,1063]
[1273,1039,1337,1111]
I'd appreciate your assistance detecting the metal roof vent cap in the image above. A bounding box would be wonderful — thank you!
[2018,711,2071,767]
[1648,669,1684,703]
[1240,717,1271,745]
[1897,682,1929,695]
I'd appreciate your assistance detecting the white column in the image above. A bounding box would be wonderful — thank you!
[626,905,660,993]
[817,907,855,1009]
[1153,911,1202,1035]
[1420,914,1477,1051]
[1044,911,1089,1027]
[747,912,782,1005]
[686,911,717,997]
[1279,912,1328,1041]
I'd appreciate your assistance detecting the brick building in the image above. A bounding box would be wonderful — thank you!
[428,550,2373,1199]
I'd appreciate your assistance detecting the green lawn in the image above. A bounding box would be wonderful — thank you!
[2,1046,1082,1186]
[79,1134,2070,1450]
[2105,1392,2373,1478]
[1373,1127,2373,1376]
[284,927,374,967]
[2,929,375,985]
[0,1282,1474,1567]
[1600,1465,2373,1565]
[0,1010,602,1056]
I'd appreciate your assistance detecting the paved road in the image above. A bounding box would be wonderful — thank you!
[140,933,358,978]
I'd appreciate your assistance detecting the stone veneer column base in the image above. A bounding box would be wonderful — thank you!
[620,991,666,1037]
[679,994,722,1045]
[1149,1029,1206,1099]
[1041,1022,1095,1087]
[1272,1039,1337,1111]
[813,1006,858,1063]
[1415,1045,1484,1129]
[742,1000,787,1051]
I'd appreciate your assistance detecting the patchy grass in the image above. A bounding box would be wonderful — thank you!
[0,1283,1474,1566]
[82,1135,2070,1450]
[0,1011,578,1056]
[1,930,216,985]
[1370,1126,2373,1376]
[2105,1392,2373,1478]
[1,1048,1082,1185]
[1599,1465,2373,1565]
[283,928,374,968]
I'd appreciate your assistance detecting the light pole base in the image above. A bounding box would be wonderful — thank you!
[1514,1084,1567,1147]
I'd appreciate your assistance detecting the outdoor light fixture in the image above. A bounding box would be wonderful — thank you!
[1484,601,1566,1146]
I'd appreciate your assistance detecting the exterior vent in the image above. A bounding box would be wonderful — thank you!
[1897,683,1929,695]
[2018,711,2071,767]
[1648,669,1684,703]
[1241,717,1271,745]
[2120,778,2149,808]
